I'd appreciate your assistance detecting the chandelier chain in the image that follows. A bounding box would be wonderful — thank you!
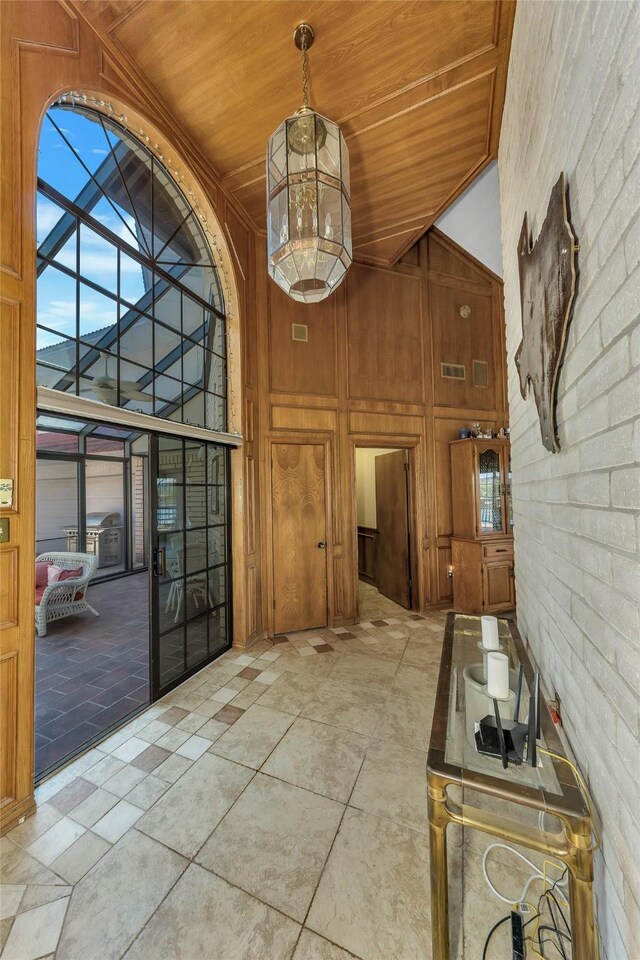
[301,35,309,109]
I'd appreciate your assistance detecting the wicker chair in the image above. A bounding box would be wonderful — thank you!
[35,552,99,637]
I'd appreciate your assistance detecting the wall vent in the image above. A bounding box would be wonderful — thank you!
[441,362,466,380]
[473,360,489,387]
[291,323,309,342]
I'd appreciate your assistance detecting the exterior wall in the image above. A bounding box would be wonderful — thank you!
[499,3,640,958]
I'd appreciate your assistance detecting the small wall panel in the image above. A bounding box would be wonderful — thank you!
[269,286,337,396]
[431,284,496,410]
[346,265,423,404]
[245,456,256,555]
[0,653,18,805]
[348,412,423,437]
[245,563,258,638]
[271,406,337,433]
[0,548,18,629]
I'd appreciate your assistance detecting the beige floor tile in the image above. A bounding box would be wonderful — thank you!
[26,817,86,866]
[0,885,25,919]
[229,682,266,709]
[209,704,294,769]
[56,829,187,960]
[48,778,97,815]
[17,883,71,913]
[82,755,126,786]
[329,654,398,692]
[372,694,433,752]
[0,838,67,886]
[180,705,214,727]
[401,639,442,669]
[137,753,253,858]
[391,662,437,701]
[1,894,69,960]
[124,775,170,811]
[301,680,387,736]
[92,799,143,843]
[4,804,63,848]
[307,808,431,960]
[195,717,228,741]
[50,831,112,885]
[0,917,10,953]
[123,863,300,960]
[256,672,324,716]
[155,726,191,751]
[68,787,119,827]
[102,764,147,798]
[152,753,193,783]
[111,737,149,763]
[175,734,212,760]
[136,720,172,744]
[293,930,357,960]
[198,774,343,922]
[350,740,428,834]
[262,718,368,803]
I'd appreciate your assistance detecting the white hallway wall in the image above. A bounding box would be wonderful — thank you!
[499,2,639,959]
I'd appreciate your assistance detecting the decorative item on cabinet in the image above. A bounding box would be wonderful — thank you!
[449,437,514,614]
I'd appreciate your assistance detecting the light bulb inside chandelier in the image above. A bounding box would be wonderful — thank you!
[266,23,352,304]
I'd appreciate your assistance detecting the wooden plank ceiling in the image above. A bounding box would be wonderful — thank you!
[83,0,515,268]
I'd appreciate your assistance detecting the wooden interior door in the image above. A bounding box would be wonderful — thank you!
[375,450,411,608]
[271,443,327,634]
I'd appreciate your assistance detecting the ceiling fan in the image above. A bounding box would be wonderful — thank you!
[89,352,151,405]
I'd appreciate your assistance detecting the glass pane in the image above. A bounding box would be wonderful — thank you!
[86,436,125,456]
[37,194,67,248]
[185,531,207,574]
[85,461,125,572]
[208,605,227,656]
[37,266,77,341]
[79,282,117,340]
[120,313,153,367]
[184,442,206,484]
[79,222,117,292]
[36,427,79,454]
[478,448,503,533]
[131,455,147,569]
[36,458,79,555]
[186,614,209,667]
[158,626,185,686]
[207,525,226,565]
[208,564,226,608]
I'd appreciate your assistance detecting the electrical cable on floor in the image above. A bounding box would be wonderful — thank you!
[481,843,568,905]
[481,914,511,960]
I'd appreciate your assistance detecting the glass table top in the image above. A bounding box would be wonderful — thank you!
[429,612,589,819]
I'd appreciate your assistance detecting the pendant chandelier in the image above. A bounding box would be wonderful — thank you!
[266,23,352,304]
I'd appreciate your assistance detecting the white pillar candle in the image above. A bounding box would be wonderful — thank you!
[487,652,510,700]
[481,615,500,650]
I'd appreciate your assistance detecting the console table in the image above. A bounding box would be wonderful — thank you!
[427,612,596,959]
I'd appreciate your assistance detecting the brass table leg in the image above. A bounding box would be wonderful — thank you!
[567,819,596,960]
[428,778,450,960]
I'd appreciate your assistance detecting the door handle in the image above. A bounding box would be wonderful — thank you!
[317,542,326,549]
[153,547,167,577]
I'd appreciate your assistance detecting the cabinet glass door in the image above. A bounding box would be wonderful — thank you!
[477,447,503,535]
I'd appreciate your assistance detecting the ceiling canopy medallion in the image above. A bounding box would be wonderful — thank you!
[266,23,352,304]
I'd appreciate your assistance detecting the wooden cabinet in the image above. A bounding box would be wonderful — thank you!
[450,438,514,613]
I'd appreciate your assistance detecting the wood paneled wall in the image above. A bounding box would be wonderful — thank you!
[0,1,261,832]
[257,229,507,632]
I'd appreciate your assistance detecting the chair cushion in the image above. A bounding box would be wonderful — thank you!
[35,584,84,606]
[47,564,63,584]
[36,561,50,587]
[58,567,83,581]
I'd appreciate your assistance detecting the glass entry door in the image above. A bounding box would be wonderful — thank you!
[151,435,230,697]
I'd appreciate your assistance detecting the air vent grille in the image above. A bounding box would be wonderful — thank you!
[441,362,466,380]
[473,360,489,387]
[291,323,309,342]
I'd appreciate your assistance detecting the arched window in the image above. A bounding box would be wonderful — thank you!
[36,104,226,432]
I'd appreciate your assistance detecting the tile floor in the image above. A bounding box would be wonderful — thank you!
[3,584,540,960]
[35,573,150,779]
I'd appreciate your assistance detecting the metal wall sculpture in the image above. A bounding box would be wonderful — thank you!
[515,173,578,453]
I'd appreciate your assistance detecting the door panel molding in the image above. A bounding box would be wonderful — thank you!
[267,438,332,636]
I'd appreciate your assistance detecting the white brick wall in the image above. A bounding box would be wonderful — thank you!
[498,3,640,958]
